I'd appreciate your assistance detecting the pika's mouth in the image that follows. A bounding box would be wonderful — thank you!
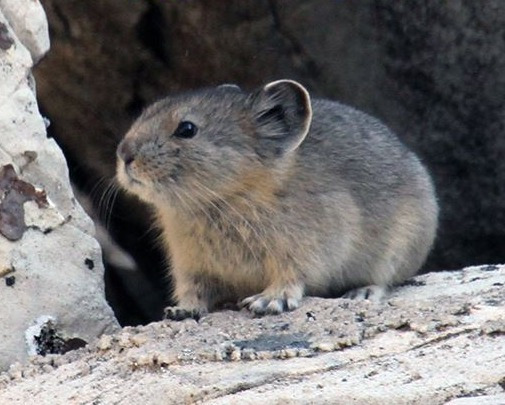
[119,162,144,187]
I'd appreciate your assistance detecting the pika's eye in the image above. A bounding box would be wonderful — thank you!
[173,121,198,139]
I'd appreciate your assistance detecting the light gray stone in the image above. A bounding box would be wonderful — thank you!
[445,394,505,405]
[0,1,119,372]
[0,0,49,62]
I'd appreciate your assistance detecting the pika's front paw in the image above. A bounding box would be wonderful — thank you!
[342,285,387,302]
[240,286,302,316]
[164,306,207,322]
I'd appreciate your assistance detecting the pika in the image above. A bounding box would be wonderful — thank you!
[116,80,438,320]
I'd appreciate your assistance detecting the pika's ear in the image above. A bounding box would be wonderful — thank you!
[249,79,312,157]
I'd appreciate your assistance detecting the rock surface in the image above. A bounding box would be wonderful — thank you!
[0,0,49,62]
[0,265,503,404]
[0,0,118,371]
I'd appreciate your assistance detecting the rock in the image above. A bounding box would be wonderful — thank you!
[0,0,49,62]
[0,264,503,403]
[445,394,505,405]
[0,1,119,372]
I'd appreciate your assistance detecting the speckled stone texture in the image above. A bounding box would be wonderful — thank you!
[0,265,503,404]
[0,0,118,371]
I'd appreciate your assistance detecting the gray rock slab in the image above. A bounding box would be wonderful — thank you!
[0,265,503,404]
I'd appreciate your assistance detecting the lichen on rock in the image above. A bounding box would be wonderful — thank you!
[0,164,49,240]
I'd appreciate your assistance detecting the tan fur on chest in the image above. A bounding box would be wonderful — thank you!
[158,203,282,296]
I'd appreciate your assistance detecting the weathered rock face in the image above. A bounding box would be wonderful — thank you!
[0,265,503,404]
[372,1,505,270]
[33,0,505,323]
[0,0,49,62]
[0,0,119,371]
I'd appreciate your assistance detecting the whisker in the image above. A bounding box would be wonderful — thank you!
[97,179,117,230]
[190,180,269,264]
[193,179,272,232]
[105,182,120,231]
[177,186,222,231]
[89,176,109,203]
[138,218,162,241]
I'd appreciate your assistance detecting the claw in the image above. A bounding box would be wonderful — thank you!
[342,285,386,302]
[240,292,300,316]
[164,306,207,322]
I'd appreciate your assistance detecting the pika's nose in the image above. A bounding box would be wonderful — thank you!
[117,139,135,166]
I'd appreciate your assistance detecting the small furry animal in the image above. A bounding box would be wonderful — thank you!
[116,79,438,320]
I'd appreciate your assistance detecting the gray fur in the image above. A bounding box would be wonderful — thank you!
[116,80,438,318]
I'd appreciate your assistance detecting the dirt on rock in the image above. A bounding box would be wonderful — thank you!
[0,265,504,404]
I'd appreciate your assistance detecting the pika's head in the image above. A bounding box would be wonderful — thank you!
[116,80,312,208]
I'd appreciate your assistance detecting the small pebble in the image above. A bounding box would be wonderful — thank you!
[97,335,113,351]
[315,342,334,352]
[130,334,148,347]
